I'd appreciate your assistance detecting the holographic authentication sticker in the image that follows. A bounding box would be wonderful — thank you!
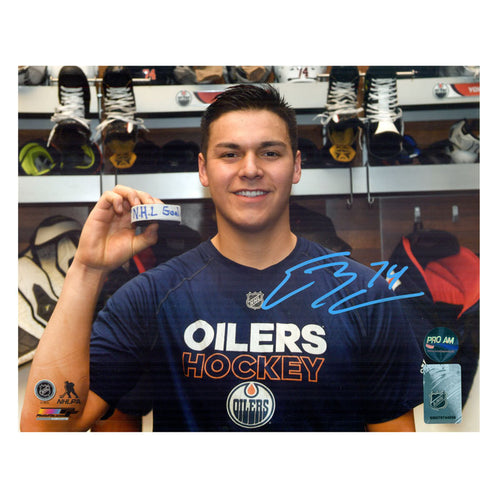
[34,380,56,401]
[423,364,462,424]
[423,327,459,363]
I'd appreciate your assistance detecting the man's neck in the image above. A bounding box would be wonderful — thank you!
[211,226,297,270]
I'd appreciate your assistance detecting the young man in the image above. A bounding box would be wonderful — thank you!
[21,84,422,431]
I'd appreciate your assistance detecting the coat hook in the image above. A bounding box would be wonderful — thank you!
[414,206,421,222]
[414,206,423,231]
[346,165,354,209]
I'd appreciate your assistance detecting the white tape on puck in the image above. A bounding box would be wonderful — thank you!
[131,204,181,225]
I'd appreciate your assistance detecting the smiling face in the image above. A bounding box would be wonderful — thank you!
[198,109,301,236]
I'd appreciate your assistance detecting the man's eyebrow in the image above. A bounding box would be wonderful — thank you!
[213,141,288,149]
[213,142,240,149]
[260,141,288,149]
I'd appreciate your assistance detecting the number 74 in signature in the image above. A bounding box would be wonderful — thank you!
[261,251,424,316]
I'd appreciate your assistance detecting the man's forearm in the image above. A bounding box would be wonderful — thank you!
[20,261,108,431]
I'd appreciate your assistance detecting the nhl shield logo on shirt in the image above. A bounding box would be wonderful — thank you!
[246,291,264,310]
[226,381,275,429]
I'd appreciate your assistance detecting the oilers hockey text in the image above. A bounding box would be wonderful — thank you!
[182,320,326,382]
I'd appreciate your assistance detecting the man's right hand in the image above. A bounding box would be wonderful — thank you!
[73,184,161,274]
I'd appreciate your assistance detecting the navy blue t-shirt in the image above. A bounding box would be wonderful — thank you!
[90,237,423,431]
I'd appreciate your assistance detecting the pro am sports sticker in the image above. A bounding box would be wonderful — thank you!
[34,380,56,401]
[423,327,459,363]
[226,382,275,429]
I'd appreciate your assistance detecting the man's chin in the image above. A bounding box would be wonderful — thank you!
[228,215,283,235]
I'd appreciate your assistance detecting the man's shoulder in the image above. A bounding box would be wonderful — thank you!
[298,237,368,269]
[297,237,386,287]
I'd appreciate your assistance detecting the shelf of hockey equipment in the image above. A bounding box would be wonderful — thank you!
[18,75,479,204]
[18,163,479,204]
[17,77,479,116]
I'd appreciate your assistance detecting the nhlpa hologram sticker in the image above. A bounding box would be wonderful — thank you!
[423,364,462,424]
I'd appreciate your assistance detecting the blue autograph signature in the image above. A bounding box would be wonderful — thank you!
[261,251,424,316]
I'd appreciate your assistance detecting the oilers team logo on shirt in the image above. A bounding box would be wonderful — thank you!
[226,381,275,429]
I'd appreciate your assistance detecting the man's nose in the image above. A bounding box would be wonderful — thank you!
[239,152,263,178]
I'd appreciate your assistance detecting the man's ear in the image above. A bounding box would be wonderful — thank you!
[292,149,302,184]
[198,152,209,187]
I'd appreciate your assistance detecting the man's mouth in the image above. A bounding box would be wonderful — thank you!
[234,190,268,198]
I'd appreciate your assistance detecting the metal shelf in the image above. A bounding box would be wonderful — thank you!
[18,175,103,203]
[18,163,480,204]
[295,164,479,197]
[397,76,479,106]
[17,83,329,116]
[18,77,479,116]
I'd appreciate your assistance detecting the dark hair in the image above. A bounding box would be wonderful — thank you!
[200,84,298,156]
